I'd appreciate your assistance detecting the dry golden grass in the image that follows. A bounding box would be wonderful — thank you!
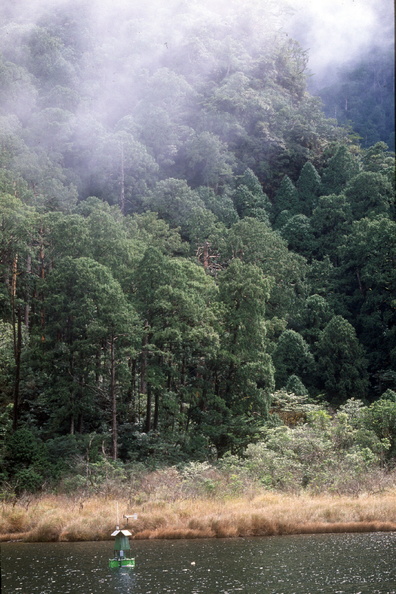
[0,531,31,542]
[1,490,396,542]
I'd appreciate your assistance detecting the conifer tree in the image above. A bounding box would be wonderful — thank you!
[273,175,299,223]
[296,161,321,216]
[285,374,308,396]
[202,259,274,455]
[311,194,352,263]
[40,256,135,446]
[315,316,369,403]
[344,171,393,220]
[299,294,333,345]
[273,329,314,390]
[321,145,360,195]
[233,168,272,221]
[280,214,315,259]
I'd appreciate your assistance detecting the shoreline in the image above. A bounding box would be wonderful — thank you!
[2,522,396,544]
[1,491,396,543]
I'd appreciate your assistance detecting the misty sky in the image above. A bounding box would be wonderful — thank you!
[3,0,393,81]
[286,0,394,86]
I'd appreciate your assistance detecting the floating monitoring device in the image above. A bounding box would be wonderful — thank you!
[109,505,137,568]
[109,526,135,568]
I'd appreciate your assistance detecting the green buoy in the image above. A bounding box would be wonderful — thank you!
[109,526,135,568]
[109,504,137,568]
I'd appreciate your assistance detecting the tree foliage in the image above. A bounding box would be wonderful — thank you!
[0,0,394,490]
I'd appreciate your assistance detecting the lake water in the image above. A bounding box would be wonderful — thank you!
[1,532,395,593]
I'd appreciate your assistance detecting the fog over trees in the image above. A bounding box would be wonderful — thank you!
[0,0,394,494]
[288,0,394,148]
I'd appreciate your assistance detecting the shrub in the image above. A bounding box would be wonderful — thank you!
[14,468,44,494]
[364,399,396,457]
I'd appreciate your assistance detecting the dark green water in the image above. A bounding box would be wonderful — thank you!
[1,532,395,593]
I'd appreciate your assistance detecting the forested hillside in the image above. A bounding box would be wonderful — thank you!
[288,0,395,151]
[0,0,395,495]
[316,45,395,150]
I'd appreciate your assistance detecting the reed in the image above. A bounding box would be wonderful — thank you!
[0,531,31,542]
[0,508,30,534]
[1,490,396,542]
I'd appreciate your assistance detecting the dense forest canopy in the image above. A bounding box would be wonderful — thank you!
[0,0,395,493]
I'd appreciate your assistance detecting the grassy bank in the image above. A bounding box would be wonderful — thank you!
[1,491,396,543]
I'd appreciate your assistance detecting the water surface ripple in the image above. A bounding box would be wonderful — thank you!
[2,532,395,593]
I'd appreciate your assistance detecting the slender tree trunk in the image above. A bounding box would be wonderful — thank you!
[110,336,118,460]
[153,388,159,431]
[214,370,220,397]
[11,254,22,432]
[39,229,46,338]
[225,361,235,403]
[12,307,22,432]
[69,357,75,435]
[127,357,137,422]
[356,268,364,295]
[225,326,238,401]
[95,348,101,385]
[11,254,18,359]
[70,410,75,435]
[145,384,152,433]
[140,323,148,396]
[24,254,31,328]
